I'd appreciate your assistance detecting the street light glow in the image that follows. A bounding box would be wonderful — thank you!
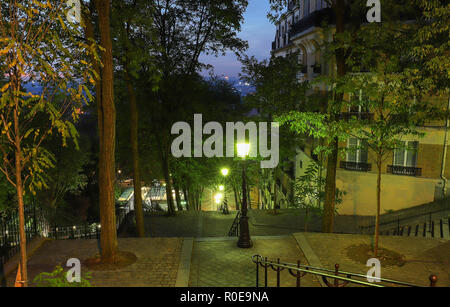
[215,193,223,204]
[237,143,250,158]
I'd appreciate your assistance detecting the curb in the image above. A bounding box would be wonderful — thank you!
[292,233,327,287]
[175,238,194,287]
[1,236,50,283]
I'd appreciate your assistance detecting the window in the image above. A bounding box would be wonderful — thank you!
[303,0,310,17]
[347,138,368,163]
[348,90,369,113]
[316,0,322,10]
[394,141,418,167]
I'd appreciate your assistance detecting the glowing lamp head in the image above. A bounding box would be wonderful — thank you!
[237,143,250,158]
[214,193,223,204]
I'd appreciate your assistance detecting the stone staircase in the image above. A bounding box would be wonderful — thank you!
[360,198,450,239]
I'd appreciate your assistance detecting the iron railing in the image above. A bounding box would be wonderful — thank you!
[0,203,50,266]
[228,211,241,237]
[252,255,438,288]
[340,161,372,172]
[387,165,422,177]
[1,204,131,268]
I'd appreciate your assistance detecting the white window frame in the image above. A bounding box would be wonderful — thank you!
[347,138,367,163]
[393,141,418,167]
[348,89,364,113]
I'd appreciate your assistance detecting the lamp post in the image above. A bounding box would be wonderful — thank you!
[236,143,252,248]
[220,168,229,214]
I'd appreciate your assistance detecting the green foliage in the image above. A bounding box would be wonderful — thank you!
[293,162,344,214]
[33,265,92,288]
[0,1,97,195]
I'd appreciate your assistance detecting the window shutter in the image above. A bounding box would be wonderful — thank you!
[347,138,357,162]
[406,142,419,167]
[360,139,369,163]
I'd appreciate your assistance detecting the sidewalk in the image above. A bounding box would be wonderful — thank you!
[188,236,320,287]
[294,233,450,287]
[7,238,182,287]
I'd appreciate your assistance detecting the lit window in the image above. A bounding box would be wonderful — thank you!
[394,141,418,167]
[347,138,368,163]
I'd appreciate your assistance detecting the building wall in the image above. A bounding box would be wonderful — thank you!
[336,170,439,216]
[273,2,449,216]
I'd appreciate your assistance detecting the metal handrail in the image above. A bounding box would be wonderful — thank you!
[252,255,438,288]
[228,211,241,237]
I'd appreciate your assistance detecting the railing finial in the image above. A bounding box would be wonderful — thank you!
[429,275,438,287]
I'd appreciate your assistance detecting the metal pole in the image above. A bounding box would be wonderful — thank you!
[237,164,252,248]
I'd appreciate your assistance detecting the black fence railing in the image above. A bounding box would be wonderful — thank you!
[387,165,422,177]
[0,203,49,267]
[1,203,131,267]
[340,161,372,172]
[228,211,241,237]
[252,255,438,288]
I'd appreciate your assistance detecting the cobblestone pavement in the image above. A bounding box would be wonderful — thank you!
[189,236,320,287]
[301,233,450,287]
[7,238,182,287]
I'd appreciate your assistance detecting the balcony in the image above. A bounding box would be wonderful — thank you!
[387,165,422,177]
[290,8,335,38]
[340,112,374,121]
[340,161,372,172]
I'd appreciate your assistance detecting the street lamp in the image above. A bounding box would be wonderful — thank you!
[220,168,230,214]
[237,142,252,248]
[221,168,229,177]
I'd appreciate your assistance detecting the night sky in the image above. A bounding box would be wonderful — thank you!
[200,0,274,79]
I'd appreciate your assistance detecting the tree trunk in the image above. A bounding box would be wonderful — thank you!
[322,0,346,233]
[374,154,382,257]
[322,139,338,233]
[183,188,189,211]
[173,179,183,211]
[125,68,145,238]
[161,152,176,216]
[96,0,118,263]
[14,107,27,286]
[273,168,278,215]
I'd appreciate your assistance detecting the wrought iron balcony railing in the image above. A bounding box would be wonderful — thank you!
[387,165,422,177]
[340,161,372,172]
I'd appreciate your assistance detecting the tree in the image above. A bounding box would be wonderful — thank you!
[294,162,344,232]
[336,0,448,256]
[112,0,159,237]
[145,0,248,216]
[240,53,306,213]
[268,0,426,233]
[81,0,119,263]
[0,1,95,285]
[36,133,90,225]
